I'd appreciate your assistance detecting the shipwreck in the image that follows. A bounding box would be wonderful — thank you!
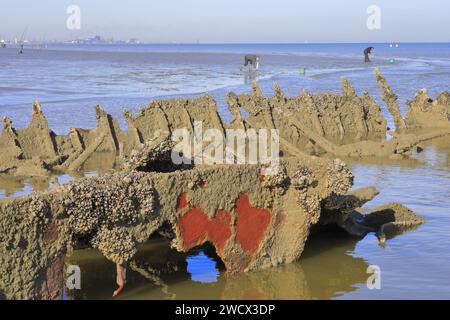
[0,68,448,300]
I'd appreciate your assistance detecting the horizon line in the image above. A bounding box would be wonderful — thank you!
[14,41,450,45]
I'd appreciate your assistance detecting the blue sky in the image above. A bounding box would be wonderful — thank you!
[0,0,448,42]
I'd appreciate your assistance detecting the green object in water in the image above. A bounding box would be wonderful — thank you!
[299,68,306,75]
[389,58,396,64]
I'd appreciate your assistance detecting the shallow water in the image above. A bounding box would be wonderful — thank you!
[1,43,450,299]
[2,43,449,131]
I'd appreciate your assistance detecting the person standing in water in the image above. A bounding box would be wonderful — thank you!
[243,55,260,70]
[241,55,261,83]
[364,47,374,63]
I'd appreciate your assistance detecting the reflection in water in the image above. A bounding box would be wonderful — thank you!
[221,228,368,300]
[0,175,32,198]
[243,69,259,85]
[65,228,369,300]
[186,251,221,284]
[0,174,75,198]
[80,151,118,175]
[0,152,117,198]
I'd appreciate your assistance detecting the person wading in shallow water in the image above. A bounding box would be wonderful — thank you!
[243,55,260,70]
[364,47,374,63]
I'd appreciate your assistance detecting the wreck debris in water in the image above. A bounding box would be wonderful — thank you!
[0,68,442,299]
